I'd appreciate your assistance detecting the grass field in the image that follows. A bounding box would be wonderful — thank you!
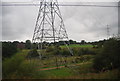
[60,44,93,48]
[36,61,119,79]
[3,45,120,79]
[40,68,74,78]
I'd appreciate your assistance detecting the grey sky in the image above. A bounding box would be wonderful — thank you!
[1,0,119,42]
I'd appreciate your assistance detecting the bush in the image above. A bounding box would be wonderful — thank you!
[16,62,36,78]
[46,46,54,52]
[25,40,31,49]
[75,55,94,63]
[78,48,96,56]
[26,49,39,59]
[93,39,120,72]
[3,51,46,79]
[46,45,61,55]
[3,54,24,78]
[61,49,71,56]
[2,42,18,59]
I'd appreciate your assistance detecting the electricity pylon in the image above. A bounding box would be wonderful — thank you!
[32,0,73,58]
[106,25,110,39]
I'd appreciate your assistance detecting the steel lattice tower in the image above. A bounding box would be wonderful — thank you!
[32,0,73,58]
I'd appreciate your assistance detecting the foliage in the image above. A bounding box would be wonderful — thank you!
[78,48,96,56]
[2,51,46,79]
[26,49,39,59]
[16,62,37,78]
[2,42,18,59]
[75,55,94,63]
[61,49,71,56]
[69,40,76,44]
[25,40,31,49]
[46,45,61,55]
[81,40,86,44]
[46,44,95,56]
[72,48,96,56]
[3,54,24,78]
[41,68,74,78]
[93,38,120,72]
[71,62,93,74]
[60,44,93,48]
[46,46,54,52]
[31,43,37,49]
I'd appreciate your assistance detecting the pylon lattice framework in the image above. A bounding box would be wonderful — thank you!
[32,0,73,57]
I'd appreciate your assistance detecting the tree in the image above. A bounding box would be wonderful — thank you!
[81,40,86,44]
[31,43,37,49]
[26,49,39,59]
[2,42,18,59]
[69,40,76,44]
[25,40,31,49]
[93,38,120,72]
[13,41,19,46]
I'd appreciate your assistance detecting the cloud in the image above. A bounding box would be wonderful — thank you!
[2,2,118,42]
[61,2,118,41]
[2,6,39,41]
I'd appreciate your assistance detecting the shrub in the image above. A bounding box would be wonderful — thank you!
[26,49,39,59]
[46,46,54,52]
[93,39,120,72]
[3,54,24,78]
[2,42,18,59]
[3,51,46,79]
[75,55,94,63]
[78,48,96,56]
[46,45,61,55]
[25,40,31,49]
[16,62,36,78]
[61,49,71,56]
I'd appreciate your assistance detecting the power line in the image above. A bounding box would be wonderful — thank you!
[1,4,119,7]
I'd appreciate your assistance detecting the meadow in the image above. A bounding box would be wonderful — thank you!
[2,42,120,79]
[60,44,93,48]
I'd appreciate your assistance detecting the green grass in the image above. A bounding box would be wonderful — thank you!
[70,61,93,74]
[60,44,93,48]
[32,55,94,70]
[36,60,120,79]
[65,69,119,79]
[3,49,119,79]
[37,64,65,69]
[40,67,74,78]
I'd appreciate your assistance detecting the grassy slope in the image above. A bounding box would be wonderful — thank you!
[3,49,119,79]
[21,50,119,79]
[40,68,74,79]
[64,69,119,79]
[60,44,93,48]
[39,61,119,79]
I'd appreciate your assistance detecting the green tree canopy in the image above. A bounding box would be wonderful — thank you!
[93,38,120,72]
[25,40,31,49]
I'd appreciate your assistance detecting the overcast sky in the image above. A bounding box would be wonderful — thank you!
[1,0,119,42]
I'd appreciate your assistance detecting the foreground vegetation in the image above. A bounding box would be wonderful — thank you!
[60,44,93,48]
[2,38,120,79]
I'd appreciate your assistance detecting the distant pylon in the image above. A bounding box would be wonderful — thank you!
[106,25,110,39]
[32,0,73,58]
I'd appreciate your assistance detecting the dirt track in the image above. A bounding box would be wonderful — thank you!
[38,65,65,71]
[38,62,90,71]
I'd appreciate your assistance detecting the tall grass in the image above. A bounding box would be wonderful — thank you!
[2,50,46,79]
[3,54,24,78]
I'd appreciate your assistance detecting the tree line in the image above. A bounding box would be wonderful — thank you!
[2,39,87,59]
